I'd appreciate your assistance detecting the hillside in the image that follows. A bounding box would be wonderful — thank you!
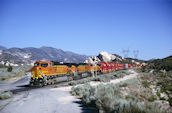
[0,46,88,65]
[143,56,172,71]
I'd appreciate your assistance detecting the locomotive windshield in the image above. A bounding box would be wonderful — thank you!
[41,63,48,67]
[34,63,40,66]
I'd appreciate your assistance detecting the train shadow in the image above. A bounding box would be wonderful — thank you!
[73,100,98,113]
[8,84,38,94]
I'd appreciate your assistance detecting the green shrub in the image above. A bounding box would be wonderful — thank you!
[0,91,13,100]
[68,81,77,86]
[148,96,157,102]
[142,80,150,88]
[159,97,166,100]
[93,76,110,82]
[156,81,163,86]
[119,83,128,87]
[7,65,13,72]
[156,92,161,97]
[168,97,172,106]
[118,78,140,86]
[165,85,172,91]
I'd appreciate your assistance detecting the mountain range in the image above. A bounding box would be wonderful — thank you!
[0,45,147,66]
[0,46,88,65]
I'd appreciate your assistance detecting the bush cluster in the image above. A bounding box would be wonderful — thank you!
[0,91,13,100]
[7,65,13,72]
[71,83,164,113]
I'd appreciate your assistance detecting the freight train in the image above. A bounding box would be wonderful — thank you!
[29,61,141,86]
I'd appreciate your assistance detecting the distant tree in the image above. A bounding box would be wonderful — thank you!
[7,65,13,72]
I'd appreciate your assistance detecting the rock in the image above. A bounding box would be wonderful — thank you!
[98,51,116,62]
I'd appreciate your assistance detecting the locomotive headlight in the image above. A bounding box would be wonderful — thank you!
[31,71,35,77]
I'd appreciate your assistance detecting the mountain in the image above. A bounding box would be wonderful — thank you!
[0,46,88,65]
[0,46,7,50]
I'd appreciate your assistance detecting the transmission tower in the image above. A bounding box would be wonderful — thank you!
[122,48,130,58]
[133,50,139,59]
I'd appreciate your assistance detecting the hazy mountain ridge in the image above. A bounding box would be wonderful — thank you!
[0,46,88,65]
[0,46,7,50]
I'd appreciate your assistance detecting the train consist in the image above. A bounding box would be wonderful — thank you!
[29,61,141,86]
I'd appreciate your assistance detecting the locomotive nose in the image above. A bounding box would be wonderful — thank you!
[37,67,42,70]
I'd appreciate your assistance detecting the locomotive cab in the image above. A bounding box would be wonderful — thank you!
[30,61,52,86]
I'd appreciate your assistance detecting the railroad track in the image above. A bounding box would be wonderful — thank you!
[5,70,119,95]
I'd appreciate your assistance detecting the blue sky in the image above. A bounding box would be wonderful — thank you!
[0,0,172,60]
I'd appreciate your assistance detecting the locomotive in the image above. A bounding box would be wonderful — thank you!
[29,61,140,87]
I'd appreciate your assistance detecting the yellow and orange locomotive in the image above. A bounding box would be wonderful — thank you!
[29,61,100,86]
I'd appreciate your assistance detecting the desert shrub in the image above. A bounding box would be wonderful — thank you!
[119,78,140,86]
[164,85,172,91]
[160,88,166,93]
[71,83,92,97]
[71,83,164,113]
[0,91,13,100]
[148,96,157,102]
[142,80,150,88]
[79,78,93,84]
[160,97,166,100]
[116,70,130,75]
[168,97,172,106]
[156,91,161,97]
[93,76,110,82]
[68,81,77,86]
[7,65,13,72]
[119,83,128,87]
[156,81,163,86]
[116,73,125,78]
